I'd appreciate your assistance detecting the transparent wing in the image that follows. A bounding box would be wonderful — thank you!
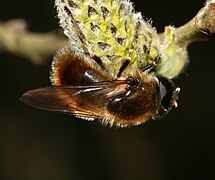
[21,81,127,120]
[55,0,160,75]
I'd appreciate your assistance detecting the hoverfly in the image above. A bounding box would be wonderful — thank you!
[21,0,181,127]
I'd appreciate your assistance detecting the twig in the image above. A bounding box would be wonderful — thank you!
[152,1,215,79]
[174,0,215,47]
[0,19,68,64]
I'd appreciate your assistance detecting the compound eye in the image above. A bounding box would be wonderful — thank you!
[157,75,176,117]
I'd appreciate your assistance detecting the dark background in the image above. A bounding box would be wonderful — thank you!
[0,0,214,180]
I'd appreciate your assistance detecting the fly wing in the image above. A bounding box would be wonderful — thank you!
[55,0,160,76]
[21,81,127,121]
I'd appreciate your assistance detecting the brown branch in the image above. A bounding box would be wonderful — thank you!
[149,0,215,79]
[174,1,215,47]
[0,19,68,64]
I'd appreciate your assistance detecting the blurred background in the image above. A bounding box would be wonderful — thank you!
[0,0,214,180]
